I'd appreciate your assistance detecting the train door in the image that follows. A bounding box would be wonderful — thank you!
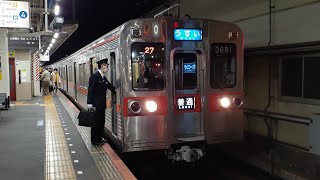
[172,51,204,140]
[73,62,77,100]
[66,65,68,92]
[110,52,117,134]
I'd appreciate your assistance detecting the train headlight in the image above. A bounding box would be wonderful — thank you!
[129,101,141,114]
[145,101,158,112]
[219,97,231,108]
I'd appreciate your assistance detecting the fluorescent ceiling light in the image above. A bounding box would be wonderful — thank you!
[54,33,59,39]
[55,5,60,16]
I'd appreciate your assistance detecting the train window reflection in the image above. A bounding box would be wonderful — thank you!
[131,42,165,90]
[210,43,236,88]
[174,53,197,89]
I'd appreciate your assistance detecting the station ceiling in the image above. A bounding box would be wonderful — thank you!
[6,0,318,59]
[6,0,77,56]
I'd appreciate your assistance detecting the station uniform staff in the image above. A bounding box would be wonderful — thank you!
[87,58,116,145]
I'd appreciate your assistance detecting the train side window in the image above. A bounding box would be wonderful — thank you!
[90,57,97,74]
[85,62,90,87]
[68,67,70,82]
[69,66,73,82]
[79,63,84,86]
[210,43,237,88]
[61,67,65,81]
[131,42,165,90]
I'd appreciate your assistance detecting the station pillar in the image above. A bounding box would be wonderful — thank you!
[0,28,10,96]
[31,50,41,96]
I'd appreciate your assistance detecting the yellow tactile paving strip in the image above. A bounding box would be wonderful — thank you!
[44,96,77,180]
[57,93,126,180]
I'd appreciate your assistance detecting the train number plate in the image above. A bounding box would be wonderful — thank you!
[177,96,196,110]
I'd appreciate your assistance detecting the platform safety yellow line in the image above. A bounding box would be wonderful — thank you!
[44,95,76,180]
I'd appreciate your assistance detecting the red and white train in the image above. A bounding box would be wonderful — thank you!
[49,17,244,162]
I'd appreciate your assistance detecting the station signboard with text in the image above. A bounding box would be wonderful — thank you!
[0,1,30,28]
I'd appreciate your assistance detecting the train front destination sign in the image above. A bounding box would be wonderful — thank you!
[177,96,196,110]
[174,29,202,41]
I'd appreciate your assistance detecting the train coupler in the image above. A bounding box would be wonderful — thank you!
[172,145,204,163]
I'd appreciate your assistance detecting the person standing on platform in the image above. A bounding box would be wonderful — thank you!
[48,68,53,94]
[51,68,60,93]
[40,68,50,96]
[87,58,116,145]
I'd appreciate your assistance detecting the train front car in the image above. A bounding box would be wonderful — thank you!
[203,20,244,145]
[121,17,244,162]
[167,19,244,162]
[121,19,168,153]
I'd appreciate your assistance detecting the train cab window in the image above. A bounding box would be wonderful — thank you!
[131,42,165,90]
[174,53,197,89]
[210,43,236,88]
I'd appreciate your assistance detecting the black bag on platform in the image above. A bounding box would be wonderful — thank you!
[77,109,95,127]
[49,85,53,92]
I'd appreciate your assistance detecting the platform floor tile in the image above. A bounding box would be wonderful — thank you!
[0,97,45,180]
[56,92,126,180]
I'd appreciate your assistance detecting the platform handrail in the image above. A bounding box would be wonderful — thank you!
[244,108,311,125]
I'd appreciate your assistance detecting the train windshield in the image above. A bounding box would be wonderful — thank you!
[131,42,165,90]
[210,43,237,88]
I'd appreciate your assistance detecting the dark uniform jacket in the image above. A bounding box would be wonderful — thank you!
[87,71,115,110]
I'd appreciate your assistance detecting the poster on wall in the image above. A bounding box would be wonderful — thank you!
[21,69,27,82]
[0,56,2,80]
[9,50,15,58]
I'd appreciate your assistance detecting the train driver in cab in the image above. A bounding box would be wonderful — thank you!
[87,58,116,145]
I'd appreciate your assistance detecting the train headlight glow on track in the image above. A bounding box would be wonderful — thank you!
[145,101,158,112]
[219,97,231,108]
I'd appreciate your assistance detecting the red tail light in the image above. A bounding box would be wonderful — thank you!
[233,97,243,107]
[129,101,141,114]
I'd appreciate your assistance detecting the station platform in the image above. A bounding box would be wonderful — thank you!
[0,92,136,180]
